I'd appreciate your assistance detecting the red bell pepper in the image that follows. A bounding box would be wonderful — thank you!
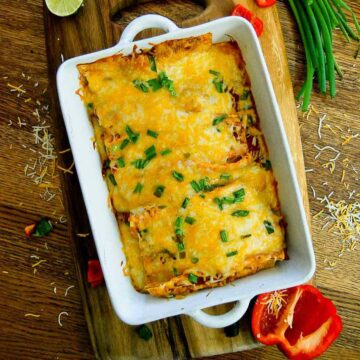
[252,285,342,359]
[255,0,277,8]
[231,4,264,37]
[87,259,104,288]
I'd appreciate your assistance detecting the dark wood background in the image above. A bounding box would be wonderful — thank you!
[0,0,359,359]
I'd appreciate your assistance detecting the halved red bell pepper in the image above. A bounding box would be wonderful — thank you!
[231,4,264,37]
[87,259,104,288]
[255,0,277,8]
[252,285,342,359]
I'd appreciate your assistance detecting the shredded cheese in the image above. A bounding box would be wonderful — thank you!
[57,311,69,327]
[261,290,288,319]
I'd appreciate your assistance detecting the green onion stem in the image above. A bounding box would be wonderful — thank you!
[313,1,336,98]
[303,0,327,94]
[322,0,339,28]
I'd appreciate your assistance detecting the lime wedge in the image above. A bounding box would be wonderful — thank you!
[45,0,83,17]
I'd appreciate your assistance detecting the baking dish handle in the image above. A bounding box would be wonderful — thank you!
[118,14,179,45]
[185,297,252,328]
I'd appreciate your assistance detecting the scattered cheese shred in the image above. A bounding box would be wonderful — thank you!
[32,259,47,268]
[25,313,40,318]
[261,290,288,319]
[58,311,69,327]
[64,285,75,297]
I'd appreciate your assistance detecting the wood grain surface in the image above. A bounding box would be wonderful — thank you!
[0,0,359,360]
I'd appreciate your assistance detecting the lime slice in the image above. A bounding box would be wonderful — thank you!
[45,0,83,17]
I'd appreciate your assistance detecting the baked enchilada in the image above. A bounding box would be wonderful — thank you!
[77,33,286,298]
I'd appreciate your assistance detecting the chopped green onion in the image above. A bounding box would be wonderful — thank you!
[177,242,185,252]
[136,324,152,341]
[190,180,201,193]
[239,90,250,100]
[144,145,156,160]
[87,102,94,109]
[209,69,220,76]
[32,218,53,237]
[214,197,223,210]
[220,230,228,243]
[191,257,199,264]
[212,114,227,126]
[241,234,252,239]
[173,267,179,276]
[154,185,165,198]
[233,188,245,202]
[264,220,275,234]
[199,194,205,199]
[188,273,198,284]
[175,216,183,228]
[158,71,176,96]
[212,78,225,93]
[117,157,125,168]
[172,171,184,182]
[133,79,149,93]
[185,216,196,225]
[108,174,117,186]
[148,54,157,72]
[125,125,139,144]
[226,250,238,257]
[131,159,146,169]
[220,174,231,181]
[242,104,253,110]
[182,197,190,209]
[120,138,130,150]
[231,210,249,217]
[160,149,172,156]
[133,182,144,194]
[147,129,158,138]
[147,78,162,91]
[263,160,272,170]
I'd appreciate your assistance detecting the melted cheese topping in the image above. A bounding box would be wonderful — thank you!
[77,34,286,297]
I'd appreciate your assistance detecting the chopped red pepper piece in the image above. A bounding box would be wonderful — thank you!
[87,259,104,288]
[231,4,264,37]
[252,285,342,359]
[255,0,276,8]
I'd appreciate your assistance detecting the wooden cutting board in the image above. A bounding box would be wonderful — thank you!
[44,0,311,358]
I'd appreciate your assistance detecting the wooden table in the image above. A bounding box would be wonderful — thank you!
[0,1,359,359]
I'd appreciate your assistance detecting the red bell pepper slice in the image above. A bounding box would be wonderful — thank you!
[255,0,277,8]
[231,4,264,37]
[252,285,342,359]
[87,259,104,288]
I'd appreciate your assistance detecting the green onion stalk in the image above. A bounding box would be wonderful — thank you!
[288,0,360,111]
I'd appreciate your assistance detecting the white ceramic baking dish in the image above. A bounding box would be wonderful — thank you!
[57,14,315,328]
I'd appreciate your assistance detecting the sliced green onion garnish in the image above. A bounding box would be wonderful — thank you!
[220,230,228,243]
[117,157,125,168]
[177,242,185,252]
[263,160,272,170]
[125,125,139,143]
[32,218,53,237]
[191,257,199,264]
[185,216,196,225]
[148,54,157,72]
[154,185,165,198]
[231,210,249,217]
[147,129,158,138]
[182,197,190,209]
[120,138,130,150]
[158,71,176,96]
[133,182,143,194]
[175,216,183,228]
[136,324,152,341]
[188,273,198,284]
[87,102,94,109]
[144,145,156,160]
[108,174,117,186]
[173,267,179,276]
[220,174,231,181]
[264,220,275,234]
[209,69,220,76]
[239,89,250,100]
[133,79,149,93]
[241,234,252,239]
[190,180,201,193]
[147,78,162,91]
[160,148,172,156]
[199,194,205,199]
[226,250,238,257]
[172,171,184,182]
[214,197,223,210]
[212,114,227,126]
[233,188,245,202]
[212,78,225,93]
